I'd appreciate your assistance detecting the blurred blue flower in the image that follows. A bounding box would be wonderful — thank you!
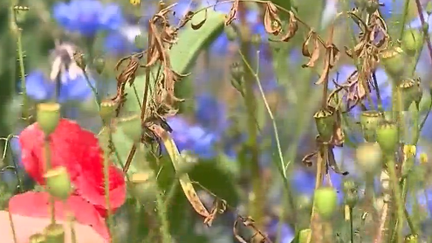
[167,116,219,159]
[24,70,95,103]
[321,0,338,29]
[380,0,405,20]
[53,0,124,37]
[104,25,142,55]
[266,219,295,243]
[407,10,432,31]
[195,93,228,131]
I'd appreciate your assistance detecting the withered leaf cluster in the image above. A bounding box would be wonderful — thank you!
[329,8,389,111]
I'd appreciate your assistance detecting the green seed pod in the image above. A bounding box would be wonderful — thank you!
[129,172,158,205]
[314,187,338,220]
[224,25,238,42]
[118,114,142,143]
[134,34,147,49]
[43,223,65,243]
[376,121,399,155]
[298,228,311,243]
[93,56,105,74]
[355,142,383,174]
[13,5,30,24]
[314,107,336,142]
[43,166,72,200]
[397,78,422,110]
[360,110,384,142]
[380,47,405,80]
[404,234,419,243]
[36,103,61,136]
[99,99,117,124]
[29,233,46,243]
[230,62,244,93]
[402,29,423,56]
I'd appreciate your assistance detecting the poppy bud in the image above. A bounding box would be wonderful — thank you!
[130,172,158,205]
[43,223,65,243]
[36,103,61,136]
[134,34,147,49]
[43,166,72,200]
[397,78,422,110]
[404,234,419,243]
[380,47,405,80]
[314,107,336,142]
[73,51,86,70]
[93,57,105,74]
[355,142,382,174]
[119,114,142,143]
[298,228,311,243]
[224,25,237,42]
[376,121,399,155]
[402,29,423,56]
[314,187,338,220]
[99,99,117,124]
[366,0,379,14]
[29,233,46,243]
[360,110,384,142]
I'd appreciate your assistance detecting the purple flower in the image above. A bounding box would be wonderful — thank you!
[53,0,125,37]
[104,25,142,55]
[266,219,295,243]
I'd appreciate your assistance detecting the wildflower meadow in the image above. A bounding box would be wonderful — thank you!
[1,0,432,242]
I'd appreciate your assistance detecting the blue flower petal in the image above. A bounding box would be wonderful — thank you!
[25,71,54,101]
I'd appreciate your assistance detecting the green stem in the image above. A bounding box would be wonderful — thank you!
[44,138,56,224]
[349,207,354,243]
[103,150,114,241]
[155,184,171,243]
[398,0,411,40]
[387,157,404,243]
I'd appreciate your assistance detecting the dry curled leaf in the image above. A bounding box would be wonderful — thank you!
[263,2,282,35]
[315,44,339,85]
[233,216,273,243]
[281,11,298,42]
[302,151,318,167]
[225,0,239,25]
[301,31,320,68]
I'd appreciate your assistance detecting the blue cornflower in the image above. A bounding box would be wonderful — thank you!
[194,94,228,131]
[104,25,143,55]
[25,70,95,103]
[167,116,219,159]
[53,0,125,37]
[380,0,405,20]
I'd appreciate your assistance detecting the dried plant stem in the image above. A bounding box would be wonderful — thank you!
[7,209,18,243]
[374,199,389,243]
[44,138,56,224]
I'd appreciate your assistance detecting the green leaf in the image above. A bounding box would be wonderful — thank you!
[105,10,226,173]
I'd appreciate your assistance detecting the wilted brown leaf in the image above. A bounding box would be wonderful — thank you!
[281,11,298,42]
[302,151,318,167]
[263,2,282,35]
[225,0,239,25]
[301,31,320,68]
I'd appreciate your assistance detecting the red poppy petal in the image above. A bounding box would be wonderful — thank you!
[19,119,127,213]
[8,192,110,240]
[76,165,126,214]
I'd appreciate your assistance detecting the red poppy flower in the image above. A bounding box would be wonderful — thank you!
[18,119,126,215]
[8,191,110,240]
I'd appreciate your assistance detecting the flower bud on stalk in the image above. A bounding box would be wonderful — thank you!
[93,56,105,74]
[29,233,46,243]
[37,103,61,136]
[402,29,423,56]
[13,5,30,24]
[43,223,65,243]
[43,166,72,200]
[224,25,238,42]
[380,47,405,82]
[376,121,399,155]
[314,107,336,142]
[314,187,338,220]
[119,114,142,143]
[355,142,383,174]
[360,111,384,142]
